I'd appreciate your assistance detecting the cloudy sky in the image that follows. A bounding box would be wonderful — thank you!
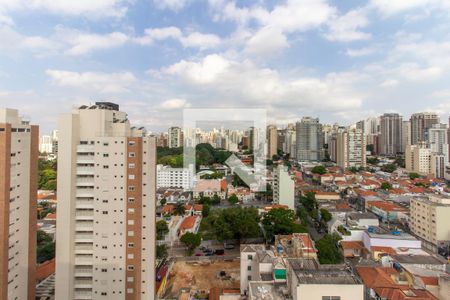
[1,0,450,134]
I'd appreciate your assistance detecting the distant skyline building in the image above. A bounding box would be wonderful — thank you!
[296,117,324,161]
[273,164,295,210]
[168,126,182,148]
[267,125,278,159]
[428,123,449,163]
[401,120,411,153]
[55,102,156,299]
[410,112,440,145]
[379,113,403,156]
[336,128,366,170]
[0,108,38,300]
[405,142,445,178]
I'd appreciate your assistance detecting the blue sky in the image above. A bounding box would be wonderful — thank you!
[1,0,450,134]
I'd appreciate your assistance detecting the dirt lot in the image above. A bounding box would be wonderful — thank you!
[164,259,240,298]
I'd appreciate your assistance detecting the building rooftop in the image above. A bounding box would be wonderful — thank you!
[249,282,286,300]
[393,255,446,265]
[347,212,378,221]
[288,259,361,285]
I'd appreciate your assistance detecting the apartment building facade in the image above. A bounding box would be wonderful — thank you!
[0,108,38,300]
[380,113,403,155]
[273,164,295,210]
[410,195,450,252]
[55,102,156,300]
[156,164,194,190]
[336,128,366,170]
[295,117,323,161]
[168,126,182,148]
[410,112,440,145]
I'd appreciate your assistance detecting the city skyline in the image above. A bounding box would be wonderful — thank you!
[1,0,450,133]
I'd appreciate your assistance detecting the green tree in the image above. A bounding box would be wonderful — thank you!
[156,244,168,259]
[180,232,201,255]
[300,192,317,212]
[228,194,239,205]
[173,203,186,216]
[409,172,420,180]
[211,194,221,205]
[198,196,212,205]
[262,208,301,242]
[320,208,332,223]
[367,157,379,165]
[311,165,327,175]
[381,164,397,173]
[37,230,52,244]
[381,182,392,190]
[296,206,308,225]
[316,233,342,264]
[156,220,169,240]
[160,198,167,206]
[202,204,210,217]
[37,230,55,263]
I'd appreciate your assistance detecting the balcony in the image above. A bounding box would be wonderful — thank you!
[75,210,94,220]
[75,199,94,209]
[74,279,93,289]
[76,145,94,153]
[74,234,93,243]
[77,167,94,175]
[75,255,93,265]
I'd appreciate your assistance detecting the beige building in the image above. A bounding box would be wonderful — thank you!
[0,108,38,300]
[267,125,278,159]
[410,112,440,145]
[273,164,295,210]
[410,195,450,252]
[168,126,182,148]
[55,102,156,300]
[405,143,445,178]
[336,128,366,170]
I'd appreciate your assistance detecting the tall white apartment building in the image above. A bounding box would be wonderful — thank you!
[267,125,278,159]
[410,195,450,252]
[296,117,323,162]
[428,123,449,163]
[336,128,366,170]
[39,134,53,154]
[55,102,156,300]
[0,108,38,300]
[156,164,194,190]
[273,164,295,210]
[380,113,403,156]
[168,126,182,148]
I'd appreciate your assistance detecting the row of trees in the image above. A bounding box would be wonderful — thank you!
[37,230,55,263]
[38,158,57,190]
[157,144,233,168]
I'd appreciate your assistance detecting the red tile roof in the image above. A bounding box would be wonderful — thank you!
[368,201,408,212]
[44,213,56,220]
[180,216,197,230]
[341,241,364,250]
[36,259,55,281]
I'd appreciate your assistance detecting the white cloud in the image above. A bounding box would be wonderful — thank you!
[162,54,230,84]
[160,54,363,112]
[0,26,59,53]
[324,9,371,42]
[180,32,221,49]
[153,0,187,11]
[134,27,182,45]
[431,89,450,98]
[369,0,434,16]
[380,79,399,88]
[46,69,137,93]
[159,98,191,110]
[244,26,289,57]
[54,28,129,56]
[0,0,130,18]
[135,26,220,49]
[346,47,376,57]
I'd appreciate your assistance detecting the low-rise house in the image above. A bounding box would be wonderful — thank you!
[346,212,379,228]
[274,233,317,259]
[367,201,409,223]
[314,191,341,202]
[178,215,201,236]
[357,266,438,300]
[193,179,227,200]
[340,241,366,258]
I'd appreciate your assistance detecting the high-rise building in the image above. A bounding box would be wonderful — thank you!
[55,102,156,299]
[336,128,366,169]
[401,120,411,152]
[52,129,59,155]
[272,164,295,210]
[379,113,403,156]
[410,195,450,252]
[168,126,182,148]
[410,112,440,145]
[283,125,296,157]
[0,108,38,300]
[39,134,53,154]
[267,125,278,159]
[295,117,323,161]
[428,123,449,163]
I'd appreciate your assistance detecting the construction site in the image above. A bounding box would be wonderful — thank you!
[162,259,240,299]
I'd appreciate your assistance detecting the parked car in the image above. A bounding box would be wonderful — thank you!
[195,253,203,256]
[224,243,235,250]
[215,249,225,255]
[202,248,212,253]
[199,246,207,251]
[204,251,214,256]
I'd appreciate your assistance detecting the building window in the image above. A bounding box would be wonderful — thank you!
[128,163,135,169]
[128,243,134,248]
[322,297,341,300]
[128,186,135,191]
[247,276,251,281]
[247,255,253,260]
[127,265,134,271]
[247,266,251,271]
[129,152,135,158]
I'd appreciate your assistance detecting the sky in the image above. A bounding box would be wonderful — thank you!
[1,0,450,134]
